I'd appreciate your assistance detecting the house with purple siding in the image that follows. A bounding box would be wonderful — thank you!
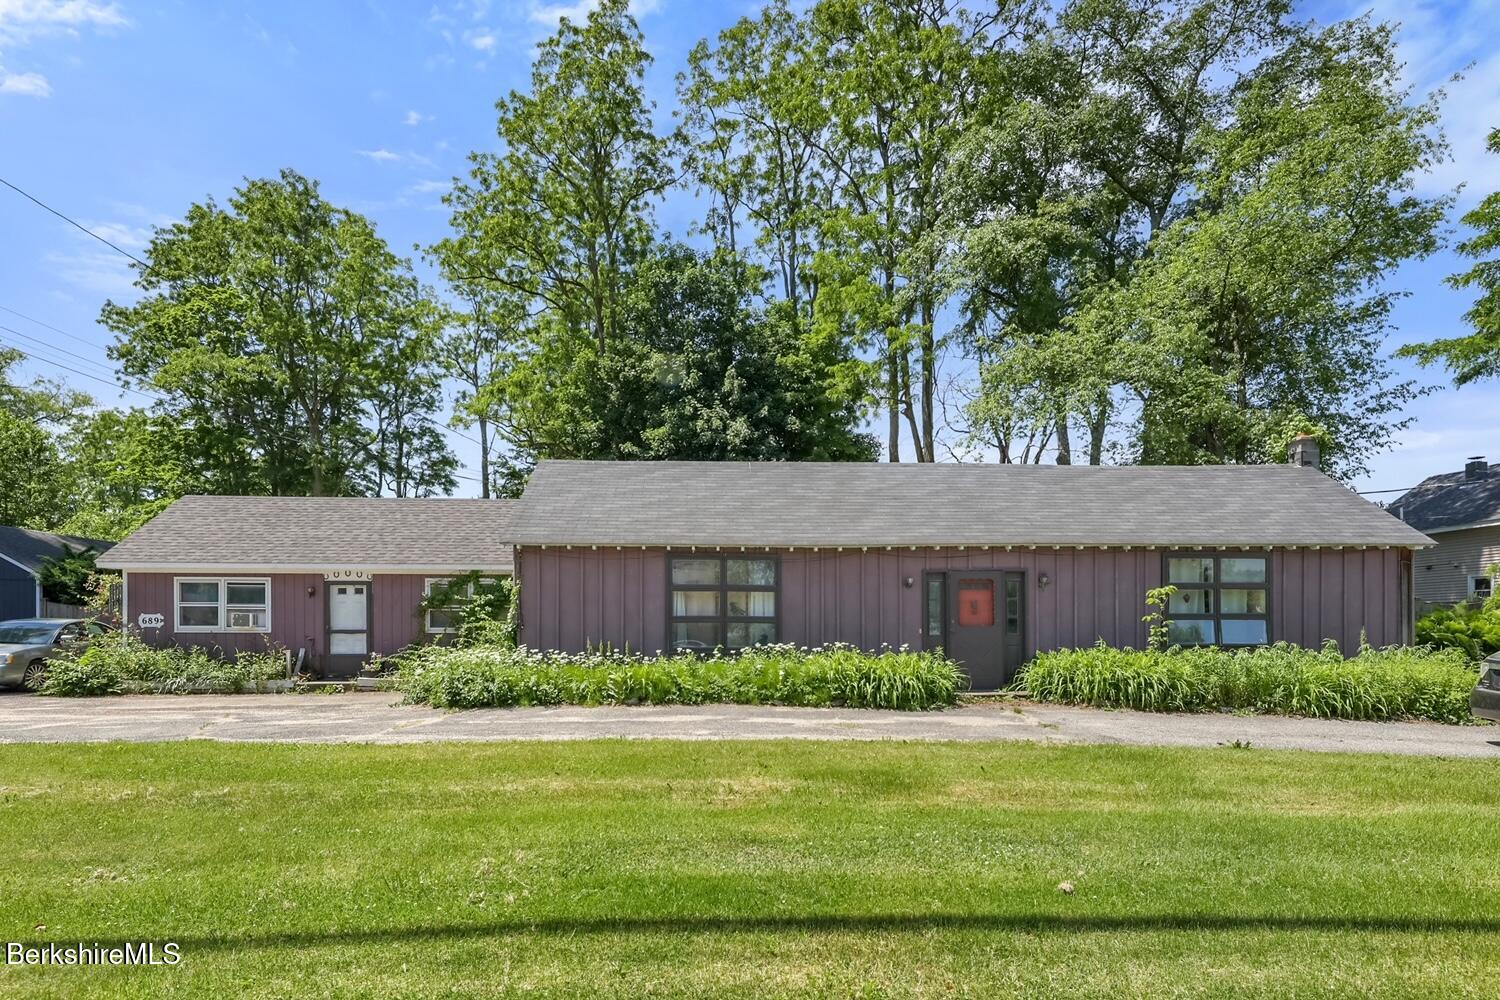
[96,497,514,678]
[506,453,1433,689]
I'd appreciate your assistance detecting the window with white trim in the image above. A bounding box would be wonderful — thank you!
[1470,576,1493,602]
[424,577,501,633]
[174,578,270,632]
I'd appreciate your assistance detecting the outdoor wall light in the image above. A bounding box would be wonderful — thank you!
[1038,573,1051,590]
[307,586,317,597]
[903,575,914,588]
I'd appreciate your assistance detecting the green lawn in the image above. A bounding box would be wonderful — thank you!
[2,741,1498,999]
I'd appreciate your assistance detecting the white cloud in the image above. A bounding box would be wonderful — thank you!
[409,179,450,194]
[527,0,659,26]
[403,109,430,126]
[0,67,47,94]
[1342,0,1500,203]
[0,0,126,43]
[465,28,495,51]
[357,148,403,163]
[0,0,127,98]
[44,247,135,296]
[82,218,150,249]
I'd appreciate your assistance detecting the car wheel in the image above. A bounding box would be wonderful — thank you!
[22,660,47,691]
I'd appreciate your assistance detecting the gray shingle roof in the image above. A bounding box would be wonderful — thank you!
[97,496,515,571]
[507,460,1432,549]
[1387,467,1500,533]
[0,526,113,575]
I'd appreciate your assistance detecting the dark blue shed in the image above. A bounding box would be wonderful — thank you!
[0,526,114,621]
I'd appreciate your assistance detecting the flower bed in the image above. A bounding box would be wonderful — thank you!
[393,643,965,711]
[1018,641,1479,723]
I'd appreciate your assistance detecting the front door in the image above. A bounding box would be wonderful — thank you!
[945,571,1024,690]
[325,582,370,679]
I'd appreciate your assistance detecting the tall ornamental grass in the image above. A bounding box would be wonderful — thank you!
[1019,641,1479,724]
[393,643,964,711]
[41,631,287,696]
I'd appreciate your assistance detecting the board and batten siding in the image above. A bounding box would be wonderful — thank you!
[125,571,454,661]
[371,573,433,653]
[517,546,1412,657]
[125,572,324,656]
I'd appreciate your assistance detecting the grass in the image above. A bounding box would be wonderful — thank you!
[394,643,964,710]
[1019,642,1479,723]
[2,740,1499,998]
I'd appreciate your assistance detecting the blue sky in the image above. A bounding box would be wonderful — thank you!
[0,0,1496,499]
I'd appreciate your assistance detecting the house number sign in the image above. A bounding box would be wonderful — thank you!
[137,613,166,628]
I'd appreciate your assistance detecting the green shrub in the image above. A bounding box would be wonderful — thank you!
[1415,605,1500,659]
[1019,641,1479,724]
[391,643,965,711]
[41,631,287,697]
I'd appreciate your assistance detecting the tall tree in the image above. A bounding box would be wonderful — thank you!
[679,0,833,318]
[0,348,85,528]
[941,33,1127,464]
[522,244,876,461]
[102,168,454,496]
[1091,17,1447,477]
[57,408,198,540]
[810,0,1016,462]
[436,0,673,354]
[1399,127,1500,385]
[363,309,458,498]
[435,289,521,499]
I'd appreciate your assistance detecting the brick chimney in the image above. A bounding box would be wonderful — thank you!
[1466,456,1489,483]
[1288,433,1320,469]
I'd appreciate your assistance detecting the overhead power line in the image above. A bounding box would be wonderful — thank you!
[0,321,122,379]
[3,176,494,484]
[0,303,121,356]
[0,175,156,276]
[0,330,166,403]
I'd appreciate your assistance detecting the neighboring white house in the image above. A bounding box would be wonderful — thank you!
[1390,458,1500,607]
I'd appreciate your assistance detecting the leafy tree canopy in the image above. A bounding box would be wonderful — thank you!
[102,168,454,498]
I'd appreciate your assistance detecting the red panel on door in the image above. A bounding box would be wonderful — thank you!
[956,579,995,627]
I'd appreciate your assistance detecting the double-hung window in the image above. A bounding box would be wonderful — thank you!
[1163,553,1269,647]
[424,577,501,633]
[174,578,270,632]
[670,556,778,651]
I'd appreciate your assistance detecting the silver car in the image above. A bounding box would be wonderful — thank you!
[0,619,111,691]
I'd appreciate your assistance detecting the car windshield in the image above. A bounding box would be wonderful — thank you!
[0,625,57,645]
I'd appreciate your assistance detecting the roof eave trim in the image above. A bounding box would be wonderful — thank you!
[98,562,515,574]
[1418,518,1500,535]
[509,540,1434,550]
[0,551,39,578]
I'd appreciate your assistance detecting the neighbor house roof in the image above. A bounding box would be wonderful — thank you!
[97,496,516,572]
[507,460,1432,549]
[0,525,113,576]
[1387,467,1500,534]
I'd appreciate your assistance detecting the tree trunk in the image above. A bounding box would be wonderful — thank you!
[478,416,492,500]
[309,410,325,496]
[920,299,935,462]
[1054,412,1072,465]
[1089,391,1109,465]
[887,349,901,462]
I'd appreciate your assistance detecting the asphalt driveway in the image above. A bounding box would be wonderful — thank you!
[0,691,1494,756]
